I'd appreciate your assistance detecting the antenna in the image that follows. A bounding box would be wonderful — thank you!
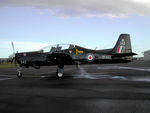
[95,47,98,50]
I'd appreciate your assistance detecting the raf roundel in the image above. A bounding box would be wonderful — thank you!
[86,54,95,62]
[88,55,93,60]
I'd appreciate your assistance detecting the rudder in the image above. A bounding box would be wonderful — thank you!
[112,34,132,54]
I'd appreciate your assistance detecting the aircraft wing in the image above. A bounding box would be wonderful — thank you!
[50,52,75,65]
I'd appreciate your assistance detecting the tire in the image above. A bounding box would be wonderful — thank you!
[56,69,64,78]
[17,72,22,78]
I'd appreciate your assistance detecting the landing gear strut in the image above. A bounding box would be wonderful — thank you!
[76,61,81,69]
[56,65,64,78]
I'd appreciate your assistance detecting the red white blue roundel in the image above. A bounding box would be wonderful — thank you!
[86,54,95,62]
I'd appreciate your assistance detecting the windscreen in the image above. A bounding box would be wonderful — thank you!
[40,44,75,53]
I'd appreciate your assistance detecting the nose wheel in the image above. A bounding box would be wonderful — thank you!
[17,67,23,78]
[17,71,22,78]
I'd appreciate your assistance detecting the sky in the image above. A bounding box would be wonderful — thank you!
[0,0,150,58]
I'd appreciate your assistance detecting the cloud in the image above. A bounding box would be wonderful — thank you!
[0,41,49,52]
[0,0,150,18]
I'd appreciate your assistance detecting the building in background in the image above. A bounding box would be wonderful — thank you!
[144,50,150,61]
[0,58,11,64]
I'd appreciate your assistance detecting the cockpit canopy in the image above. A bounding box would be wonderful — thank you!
[40,44,76,53]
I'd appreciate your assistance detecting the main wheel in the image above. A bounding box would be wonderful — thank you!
[56,69,64,78]
[17,71,22,78]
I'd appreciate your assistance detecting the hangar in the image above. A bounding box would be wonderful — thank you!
[144,50,150,61]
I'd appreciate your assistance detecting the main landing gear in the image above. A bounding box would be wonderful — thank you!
[56,65,64,78]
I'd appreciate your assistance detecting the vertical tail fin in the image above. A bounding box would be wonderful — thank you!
[112,34,132,54]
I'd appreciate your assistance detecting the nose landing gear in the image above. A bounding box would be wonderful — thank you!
[17,71,22,78]
[17,67,22,78]
[56,65,64,78]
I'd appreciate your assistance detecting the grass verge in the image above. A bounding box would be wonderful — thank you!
[0,64,18,68]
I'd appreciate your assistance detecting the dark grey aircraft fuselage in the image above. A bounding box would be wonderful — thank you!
[13,34,137,78]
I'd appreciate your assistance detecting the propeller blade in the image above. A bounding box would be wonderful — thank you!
[12,41,15,54]
[11,41,17,67]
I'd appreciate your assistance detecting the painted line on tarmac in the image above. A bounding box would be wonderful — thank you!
[0,78,14,81]
[73,68,127,80]
[98,66,150,72]
[39,68,73,78]
[0,75,15,81]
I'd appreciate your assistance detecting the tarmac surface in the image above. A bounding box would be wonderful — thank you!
[0,61,150,113]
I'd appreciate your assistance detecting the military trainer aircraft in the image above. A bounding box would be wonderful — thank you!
[11,34,136,78]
